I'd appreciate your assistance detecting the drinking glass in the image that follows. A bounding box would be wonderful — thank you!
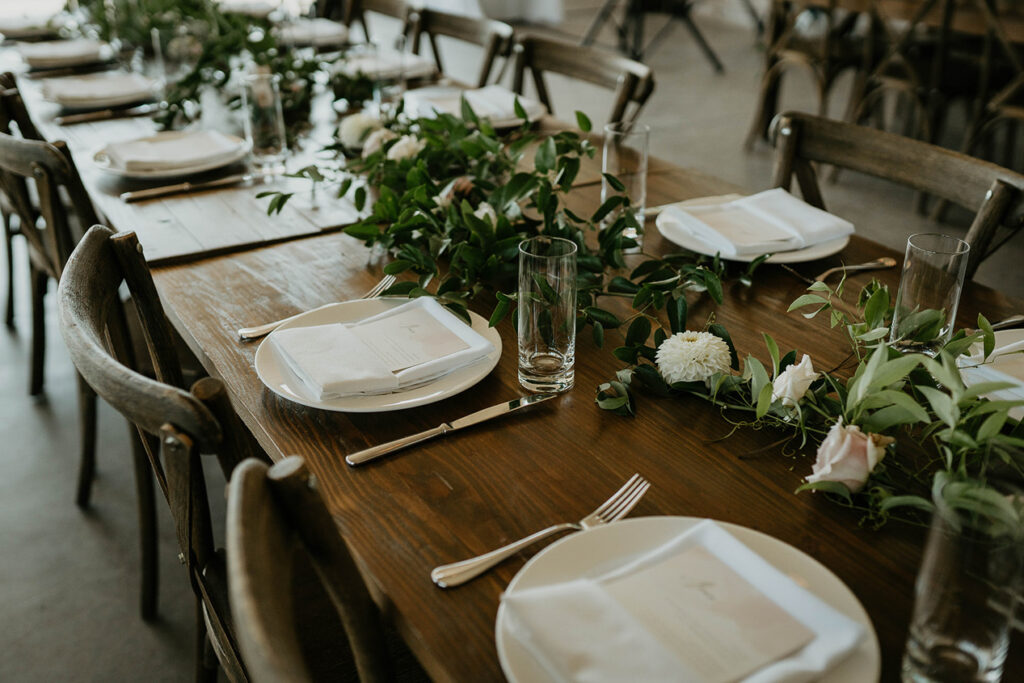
[518,236,578,393]
[902,484,1024,682]
[601,122,649,251]
[241,72,288,177]
[371,35,408,119]
[889,233,970,355]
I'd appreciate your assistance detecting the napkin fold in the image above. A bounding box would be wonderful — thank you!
[42,71,156,107]
[959,338,1024,412]
[339,50,436,81]
[269,297,494,400]
[19,39,107,69]
[0,14,56,39]
[657,189,854,258]
[276,18,349,47]
[404,85,546,124]
[501,520,866,683]
[105,131,242,173]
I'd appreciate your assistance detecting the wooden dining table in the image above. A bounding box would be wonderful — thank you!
[14,59,1024,681]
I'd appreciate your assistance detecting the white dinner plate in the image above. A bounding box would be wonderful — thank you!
[495,516,881,683]
[403,86,546,129]
[42,72,159,110]
[92,131,250,180]
[254,298,502,412]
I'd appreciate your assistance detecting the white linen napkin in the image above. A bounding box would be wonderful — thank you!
[268,297,494,400]
[657,188,854,258]
[959,338,1024,415]
[19,39,107,69]
[42,71,156,107]
[105,131,242,173]
[0,14,55,39]
[275,18,349,47]
[339,51,437,81]
[404,85,546,124]
[501,520,866,683]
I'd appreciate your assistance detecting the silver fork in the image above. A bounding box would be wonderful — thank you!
[431,474,650,588]
[237,274,397,341]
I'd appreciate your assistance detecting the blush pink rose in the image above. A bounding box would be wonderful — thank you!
[806,418,893,493]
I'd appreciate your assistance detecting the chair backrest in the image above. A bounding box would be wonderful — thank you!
[411,9,513,87]
[770,111,1024,281]
[329,0,411,42]
[511,34,655,124]
[227,456,392,683]
[58,225,252,681]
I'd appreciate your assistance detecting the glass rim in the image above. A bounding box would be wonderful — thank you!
[518,235,578,258]
[907,232,970,256]
[603,121,650,136]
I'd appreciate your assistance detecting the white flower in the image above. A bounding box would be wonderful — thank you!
[772,354,819,406]
[806,418,893,493]
[338,112,381,149]
[385,134,426,161]
[361,128,397,158]
[656,331,731,384]
[473,202,497,225]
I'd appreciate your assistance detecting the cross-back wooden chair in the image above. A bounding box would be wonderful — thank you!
[511,34,655,124]
[770,111,1024,281]
[58,225,257,682]
[228,456,429,682]
[410,9,513,88]
[320,0,412,43]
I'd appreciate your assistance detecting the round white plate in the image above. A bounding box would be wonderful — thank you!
[92,131,250,180]
[495,516,881,683]
[254,298,502,412]
[657,217,850,264]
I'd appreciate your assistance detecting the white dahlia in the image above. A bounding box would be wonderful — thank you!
[656,331,731,384]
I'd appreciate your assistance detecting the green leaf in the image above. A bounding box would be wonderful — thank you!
[596,381,635,416]
[633,364,670,397]
[625,316,652,347]
[708,323,739,370]
[979,314,995,360]
[878,495,934,513]
[575,110,592,132]
[667,295,687,334]
[531,273,559,305]
[795,480,853,503]
[535,136,556,173]
[602,172,626,193]
[607,276,640,294]
[383,259,413,275]
[755,382,773,418]
[591,195,624,223]
[592,320,604,348]
[918,385,959,427]
[489,297,510,328]
[788,294,830,312]
[513,97,527,121]
[763,333,780,377]
[586,307,621,329]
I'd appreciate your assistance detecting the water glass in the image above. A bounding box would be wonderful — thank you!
[601,122,649,251]
[241,72,288,177]
[372,36,408,118]
[902,491,1024,682]
[518,237,578,393]
[889,233,970,355]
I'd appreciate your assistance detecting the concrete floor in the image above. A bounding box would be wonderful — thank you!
[2,7,1023,682]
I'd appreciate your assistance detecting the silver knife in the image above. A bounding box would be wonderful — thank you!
[56,103,158,126]
[345,393,557,466]
[120,173,254,203]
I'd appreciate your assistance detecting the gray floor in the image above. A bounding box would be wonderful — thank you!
[2,8,1023,683]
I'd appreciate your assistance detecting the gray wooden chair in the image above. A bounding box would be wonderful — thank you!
[227,456,428,682]
[770,111,1024,281]
[511,33,654,124]
[318,0,411,42]
[58,225,258,682]
[410,9,513,87]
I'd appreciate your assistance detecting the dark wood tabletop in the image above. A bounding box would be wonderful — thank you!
[149,158,1023,682]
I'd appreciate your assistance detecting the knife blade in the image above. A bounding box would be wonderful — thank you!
[56,103,158,126]
[345,393,558,466]
[119,173,254,203]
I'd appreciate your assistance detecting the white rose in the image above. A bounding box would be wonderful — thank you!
[338,112,381,149]
[473,202,497,226]
[361,128,397,158]
[771,354,819,406]
[385,135,426,161]
[806,418,893,493]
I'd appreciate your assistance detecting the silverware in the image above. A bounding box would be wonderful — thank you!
[431,473,650,588]
[55,103,158,126]
[991,314,1024,331]
[119,173,254,203]
[346,393,557,466]
[237,274,397,341]
[812,257,897,283]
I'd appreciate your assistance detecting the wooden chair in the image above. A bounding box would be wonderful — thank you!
[511,34,655,124]
[318,0,411,43]
[770,111,1024,281]
[228,456,428,682]
[59,224,259,682]
[410,9,513,88]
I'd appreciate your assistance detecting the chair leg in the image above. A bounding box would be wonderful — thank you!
[74,374,98,508]
[195,599,218,683]
[679,11,724,73]
[132,431,159,621]
[744,60,785,150]
[3,213,14,329]
[29,265,47,396]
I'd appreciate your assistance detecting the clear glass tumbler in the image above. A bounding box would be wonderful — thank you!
[518,236,578,393]
[241,72,288,178]
[602,122,649,251]
[889,233,970,355]
[902,485,1024,682]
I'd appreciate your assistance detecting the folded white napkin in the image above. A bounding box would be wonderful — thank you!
[959,338,1024,416]
[105,131,242,173]
[269,297,494,400]
[0,14,55,39]
[276,18,349,47]
[42,71,156,107]
[19,39,107,69]
[502,520,865,683]
[216,0,276,17]
[404,85,546,124]
[657,188,854,258]
[339,51,436,81]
